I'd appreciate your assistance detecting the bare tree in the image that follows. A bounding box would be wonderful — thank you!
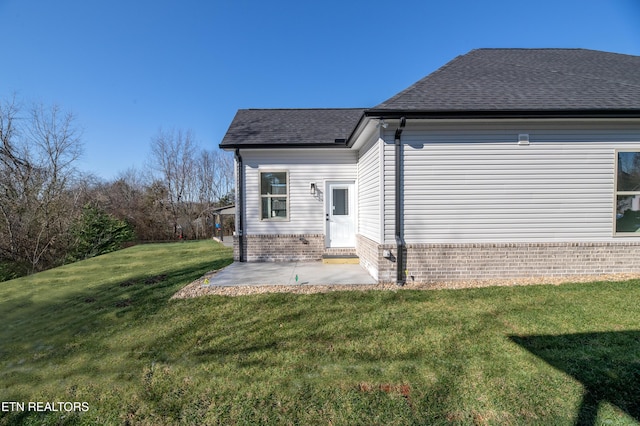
[149,128,198,237]
[90,168,173,241]
[0,98,84,274]
[189,149,232,237]
[25,104,83,269]
[0,97,25,268]
[212,149,234,204]
[195,149,232,202]
[147,129,235,240]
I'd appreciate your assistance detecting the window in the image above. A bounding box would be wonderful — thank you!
[332,188,349,215]
[615,151,640,234]
[260,171,288,220]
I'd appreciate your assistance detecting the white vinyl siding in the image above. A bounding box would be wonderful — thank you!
[357,137,383,243]
[242,149,357,235]
[385,121,640,243]
[383,137,396,244]
[615,150,640,235]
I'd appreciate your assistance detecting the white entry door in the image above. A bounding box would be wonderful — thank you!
[326,182,355,247]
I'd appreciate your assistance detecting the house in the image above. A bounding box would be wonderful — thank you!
[220,48,640,285]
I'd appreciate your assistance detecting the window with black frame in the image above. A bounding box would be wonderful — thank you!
[615,151,640,234]
[260,171,288,220]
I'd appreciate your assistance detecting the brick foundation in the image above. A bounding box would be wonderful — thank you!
[357,237,640,284]
[234,234,324,262]
[237,235,640,284]
[405,242,640,283]
[356,235,397,282]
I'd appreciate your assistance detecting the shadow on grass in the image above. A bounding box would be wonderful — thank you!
[510,331,640,425]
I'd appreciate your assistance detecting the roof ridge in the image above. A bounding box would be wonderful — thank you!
[470,47,639,57]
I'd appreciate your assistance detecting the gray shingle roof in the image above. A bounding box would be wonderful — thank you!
[370,48,640,114]
[221,49,640,149]
[220,108,365,148]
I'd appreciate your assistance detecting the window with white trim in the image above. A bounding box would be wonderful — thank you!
[615,151,640,234]
[260,171,288,220]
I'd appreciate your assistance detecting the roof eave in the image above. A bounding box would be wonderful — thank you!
[364,109,640,120]
[219,142,350,150]
[345,113,370,148]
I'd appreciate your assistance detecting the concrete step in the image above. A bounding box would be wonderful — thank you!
[323,248,357,255]
[322,254,360,264]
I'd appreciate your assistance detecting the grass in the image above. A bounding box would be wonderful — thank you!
[0,241,638,425]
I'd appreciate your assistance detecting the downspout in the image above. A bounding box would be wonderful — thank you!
[395,117,406,285]
[234,149,245,262]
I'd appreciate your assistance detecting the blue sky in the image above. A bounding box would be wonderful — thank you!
[1,0,639,180]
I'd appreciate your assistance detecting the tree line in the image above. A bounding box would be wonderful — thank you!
[0,97,233,281]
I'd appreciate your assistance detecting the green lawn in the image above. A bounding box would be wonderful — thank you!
[1,241,639,425]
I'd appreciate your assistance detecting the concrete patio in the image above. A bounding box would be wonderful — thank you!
[203,261,377,287]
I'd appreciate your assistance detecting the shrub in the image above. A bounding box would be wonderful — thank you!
[66,205,135,262]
